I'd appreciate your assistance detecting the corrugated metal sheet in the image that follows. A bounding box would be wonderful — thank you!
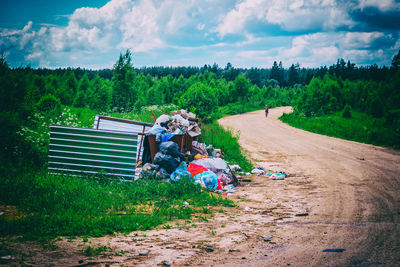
[48,126,139,179]
[94,115,153,162]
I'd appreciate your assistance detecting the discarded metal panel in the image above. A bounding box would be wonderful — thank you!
[94,115,153,162]
[48,125,138,179]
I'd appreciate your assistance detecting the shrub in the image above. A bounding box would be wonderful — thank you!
[35,94,62,116]
[178,82,217,120]
[342,104,352,118]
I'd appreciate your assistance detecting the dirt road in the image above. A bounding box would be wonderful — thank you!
[4,107,400,266]
[213,107,400,266]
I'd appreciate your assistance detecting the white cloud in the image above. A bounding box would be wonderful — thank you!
[357,0,400,11]
[197,24,205,31]
[215,0,355,37]
[0,21,32,37]
[279,30,396,67]
[215,0,268,37]
[343,32,384,49]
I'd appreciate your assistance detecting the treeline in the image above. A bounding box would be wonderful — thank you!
[32,57,391,88]
[2,50,297,115]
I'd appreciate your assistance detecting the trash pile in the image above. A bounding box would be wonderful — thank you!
[147,109,201,137]
[137,110,239,192]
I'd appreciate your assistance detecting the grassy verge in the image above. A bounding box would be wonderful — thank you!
[1,104,249,240]
[280,111,399,148]
[200,122,253,172]
[0,170,233,239]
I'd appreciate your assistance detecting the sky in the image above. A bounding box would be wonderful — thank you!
[1,0,400,69]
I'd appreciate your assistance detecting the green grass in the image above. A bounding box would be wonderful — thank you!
[0,103,254,240]
[0,170,234,239]
[280,111,399,148]
[200,121,253,172]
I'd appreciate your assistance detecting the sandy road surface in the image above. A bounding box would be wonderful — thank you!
[213,107,400,266]
[2,107,400,266]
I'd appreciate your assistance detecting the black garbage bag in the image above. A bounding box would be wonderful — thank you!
[159,141,185,159]
[153,152,181,174]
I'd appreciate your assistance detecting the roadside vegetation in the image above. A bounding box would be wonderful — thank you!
[0,49,399,240]
[0,173,233,239]
[280,68,400,148]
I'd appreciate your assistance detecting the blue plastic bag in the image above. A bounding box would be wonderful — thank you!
[170,162,191,182]
[192,171,218,190]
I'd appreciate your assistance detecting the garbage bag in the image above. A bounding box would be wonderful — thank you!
[192,171,218,190]
[188,162,208,178]
[159,141,184,159]
[141,163,158,179]
[170,162,191,182]
[217,172,232,185]
[147,124,167,135]
[155,114,170,125]
[153,152,181,174]
[160,133,175,142]
[206,145,217,158]
[192,158,229,173]
[156,167,170,179]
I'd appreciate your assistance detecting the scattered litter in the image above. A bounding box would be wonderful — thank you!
[241,178,252,182]
[251,168,265,175]
[162,261,171,266]
[230,164,242,172]
[262,235,273,242]
[134,167,142,181]
[322,249,345,252]
[262,210,273,215]
[205,247,214,252]
[357,157,365,160]
[244,206,252,212]
[271,172,287,180]
[229,249,241,252]
[139,252,148,256]
[183,201,189,206]
[223,184,236,193]
[295,213,309,216]
[1,255,14,260]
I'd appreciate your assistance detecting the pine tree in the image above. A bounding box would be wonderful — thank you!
[111,50,137,112]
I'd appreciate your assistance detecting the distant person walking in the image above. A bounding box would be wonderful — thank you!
[265,105,269,118]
